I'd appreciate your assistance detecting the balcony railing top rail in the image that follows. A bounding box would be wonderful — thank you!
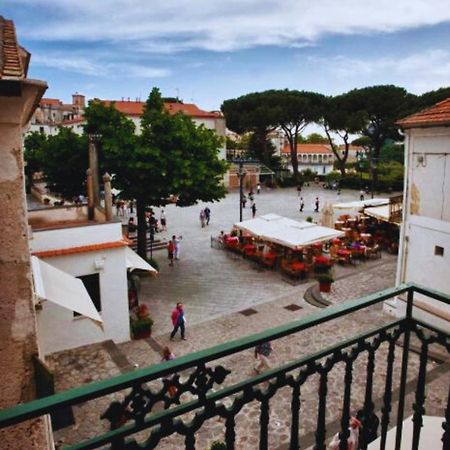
[0,282,449,450]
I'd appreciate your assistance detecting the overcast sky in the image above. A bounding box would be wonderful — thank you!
[5,1,450,110]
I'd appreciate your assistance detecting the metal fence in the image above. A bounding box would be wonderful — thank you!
[0,283,449,450]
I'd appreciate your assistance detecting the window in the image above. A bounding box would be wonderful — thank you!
[435,246,444,257]
[74,273,101,316]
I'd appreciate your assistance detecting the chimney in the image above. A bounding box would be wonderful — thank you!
[102,173,113,221]
[88,135,101,207]
[86,169,94,220]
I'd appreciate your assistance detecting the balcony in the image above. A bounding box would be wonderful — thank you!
[0,283,449,449]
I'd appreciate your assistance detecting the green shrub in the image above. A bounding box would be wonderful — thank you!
[130,317,154,336]
[316,273,334,284]
[209,442,227,450]
[306,216,313,223]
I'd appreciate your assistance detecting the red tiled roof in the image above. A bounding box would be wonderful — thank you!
[40,98,62,107]
[282,143,333,154]
[100,100,222,119]
[0,16,25,79]
[397,98,450,129]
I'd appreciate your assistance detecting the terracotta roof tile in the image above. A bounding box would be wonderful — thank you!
[0,16,25,79]
[282,143,333,154]
[32,240,129,258]
[100,99,222,119]
[40,98,63,107]
[397,98,450,128]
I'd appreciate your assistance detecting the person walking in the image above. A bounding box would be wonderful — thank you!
[172,235,182,260]
[256,183,261,194]
[297,185,302,197]
[167,239,175,266]
[314,197,320,213]
[204,206,211,225]
[254,341,272,373]
[170,303,186,340]
[251,202,257,218]
[161,346,176,362]
[242,194,247,208]
[199,209,206,228]
[161,346,177,397]
[360,190,365,201]
[299,197,305,212]
[160,209,167,231]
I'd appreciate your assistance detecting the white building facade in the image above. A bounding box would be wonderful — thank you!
[386,99,450,328]
[28,206,131,354]
[281,143,335,175]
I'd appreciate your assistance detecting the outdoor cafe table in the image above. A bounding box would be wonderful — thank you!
[337,249,351,257]
[243,243,257,256]
[290,262,305,271]
[360,233,372,241]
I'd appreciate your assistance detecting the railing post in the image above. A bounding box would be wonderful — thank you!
[394,288,414,450]
[442,383,450,449]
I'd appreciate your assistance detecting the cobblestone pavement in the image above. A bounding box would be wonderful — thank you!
[48,247,449,449]
[134,186,398,335]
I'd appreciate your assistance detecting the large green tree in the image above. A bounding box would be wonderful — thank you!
[346,85,415,184]
[272,90,324,180]
[31,128,88,199]
[321,94,365,176]
[86,88,228,256]
[24,131,47,189]
[221,91,281,168]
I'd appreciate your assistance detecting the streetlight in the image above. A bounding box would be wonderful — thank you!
[371,157,378,199]
[237,159,246,222]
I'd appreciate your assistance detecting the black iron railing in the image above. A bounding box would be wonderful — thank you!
[0,283,449,450]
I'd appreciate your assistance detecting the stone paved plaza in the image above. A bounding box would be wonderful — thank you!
[46,186,449,449]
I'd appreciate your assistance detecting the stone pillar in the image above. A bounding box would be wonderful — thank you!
[0,80,52,448]
[103,172,113,221]
[88,135,101,206]
[86,168,94,220]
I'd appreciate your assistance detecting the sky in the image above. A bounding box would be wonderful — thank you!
[4,0,450,111]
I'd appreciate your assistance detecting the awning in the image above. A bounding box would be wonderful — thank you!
[333,198,389,210]
[364,204,400,225]
[234,214,344,249]
[31,256,103,325]
[125,247,158,274]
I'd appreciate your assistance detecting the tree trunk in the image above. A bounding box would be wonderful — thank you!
[136,197,147,259]
[289,136,299,180]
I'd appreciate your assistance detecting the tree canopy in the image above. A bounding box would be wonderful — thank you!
[26,87,228,257]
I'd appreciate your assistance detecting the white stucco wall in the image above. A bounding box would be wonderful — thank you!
[36,246,130,354]
[388,127,450,326]
[30,221,122,253]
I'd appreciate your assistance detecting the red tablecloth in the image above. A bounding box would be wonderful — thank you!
[337,249,351,257]
[243,244,256,255]
[290,262,305,271]
[264,252,277,260]
[315,255,330,265]
[225,236,239,246]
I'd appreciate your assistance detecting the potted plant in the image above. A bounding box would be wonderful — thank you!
[130,304,154,339]
[316,273,334,293]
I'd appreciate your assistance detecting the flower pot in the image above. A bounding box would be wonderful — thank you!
[133,329,152,339]
[319,282,332,293]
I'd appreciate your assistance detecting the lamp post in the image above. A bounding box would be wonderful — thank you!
[238,159,246,222]
[371,158,377,199]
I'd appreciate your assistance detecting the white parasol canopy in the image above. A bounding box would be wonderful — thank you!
[234,214,344,249]
[333,198,389,210]
[31,256,103,325]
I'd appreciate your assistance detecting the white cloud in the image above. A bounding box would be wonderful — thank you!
[305,49,450,94]
[10,0,450,53]
[32,54,170,78]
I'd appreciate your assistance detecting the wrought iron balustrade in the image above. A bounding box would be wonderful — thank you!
[0,283,449,450]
